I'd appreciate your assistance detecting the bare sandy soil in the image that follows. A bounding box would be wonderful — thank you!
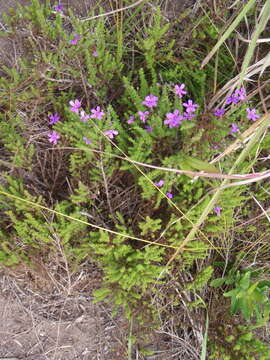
[0,267,128,360]
[0,297,118,359]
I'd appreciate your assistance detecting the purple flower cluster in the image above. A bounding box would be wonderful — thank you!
[213,86,261,135]
[164,109,183,128]
[183,112,196,120]
[174,84,187,98]
[49,113,60,125]
[246,108,259,121]
[153,179,173,199]
[183,100,199,113]
[163,99,198,129]
[166,192,173,199]
[214,206,222,216]
[80,110,90,122]
[90,106,104,120]
[235,87,246,101]
[48,131,60,145]
[67,99,118,144]
[230,123,239,134]
[69,99,81,113]
[154,180,164,187]
[127,115,134,124]
[214,108,225,117]
[145,125,153,132]
[142,94,158,108]
[225,87,246,105]
[48,113,61,144]
[47,97,119,145]
[44,77,262,215]
[83,136,91,145]
[54,3,63,12]
[69,34,81,45]
[138,111,149,123]
[225,95,240,105]
[104,130,118,139]
[127,86,198,130]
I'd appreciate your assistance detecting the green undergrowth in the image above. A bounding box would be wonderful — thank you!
[0,0,270,357]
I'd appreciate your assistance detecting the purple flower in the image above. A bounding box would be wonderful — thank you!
[246,108,259,121]
[166,192,173,199]
[54,3,63,12]
[183,99,199,113]
[48,113,60,125]
[164,109,183,128]
[69,34,81,45]
[230,123,239,134]
[225,95,240,105]
[145,125,153,132]
[83,136,91,145]
[183,112,196,120]
[104,130,118,139]
[90,106,105,120]
[234,87,246,101]
[142,94,158,108]
[92,50,98,57]
[214,206,222,216]
[48,131,60,145]
[214,108,225,117]
[138,111,149,123]
[226,88,246,105]
[127,115,134,124]
[154,180,164,187]
[80,110,90,122]
[69,99,81,113]
[174,84,187,98]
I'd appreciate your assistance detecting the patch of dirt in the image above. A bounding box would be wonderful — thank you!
[0,0,29,15]
[0,270,128,360]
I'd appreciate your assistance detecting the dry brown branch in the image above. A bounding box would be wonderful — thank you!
[59,146,270,182]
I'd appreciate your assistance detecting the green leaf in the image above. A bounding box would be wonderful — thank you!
[224,288,239,298]
[239,272,251,290]
[200,314,209,360]
[239,332,252,342]
[257,281,270,289]
[210,278,225,288]
[230,296,239,314]
[239,298,251,321]
[181,155,220,174]
[253,289,267,304]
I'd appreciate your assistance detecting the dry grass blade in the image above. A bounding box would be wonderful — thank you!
[208,56,270,108]
[252,195,270,223]
[200,312,209,360]
[238,0,270,86]
[210,114,269,163]
[201,0,257,68]
[237,33,270,44]
[259,50,270,77]
[81,0,145,22]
